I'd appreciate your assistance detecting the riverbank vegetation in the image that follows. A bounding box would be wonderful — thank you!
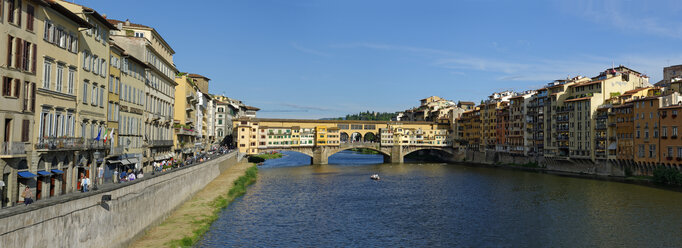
[653,167,682,186]
[168,165,258,248]
[248,152,283,163]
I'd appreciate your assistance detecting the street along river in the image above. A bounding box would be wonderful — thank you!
[197,150,682,247]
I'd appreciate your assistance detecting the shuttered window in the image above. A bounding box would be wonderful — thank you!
[31,44,36,73]
[2,77,11,96]
[14,78,20,97]
[14,38,22,70]
[7,35,13,67]
[21,120,29,142]
[26,5,34,31]
[30,82,36,112]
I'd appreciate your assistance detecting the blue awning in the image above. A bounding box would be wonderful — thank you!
[37,170,52,176]
[51,169,64,174]
[18,171,37,178]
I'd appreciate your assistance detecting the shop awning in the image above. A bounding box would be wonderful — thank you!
[107,160,122,164]
[165,154,173,159]
[154,156,163,161]
[120,159,132,165]
[37,170,52,176]
[18,171,38,178]
[608,142,617,150]
[128,158,140,164]
[51,169,64,174]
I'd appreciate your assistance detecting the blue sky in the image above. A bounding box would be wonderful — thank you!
[83,0,682,119]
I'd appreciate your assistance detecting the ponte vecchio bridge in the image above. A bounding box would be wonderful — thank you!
[234,118,456,164]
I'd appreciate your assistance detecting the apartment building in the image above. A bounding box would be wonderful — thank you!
[0,0,93,207]
[115,47,145,171]
[494,102,509,152]
[173,74,199,159]
[109,19,176,170]
[105,42,122,163]
[659,93,681,168]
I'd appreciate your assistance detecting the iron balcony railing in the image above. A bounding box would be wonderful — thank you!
[0,142,27,155]
[84,140,108,150]
[35,137,84,150]
[150,140,174,147]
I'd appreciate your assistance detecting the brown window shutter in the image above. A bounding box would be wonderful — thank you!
[1,78,7,97]
[15,38,22,69]
[17,0,22,27]
[22,119,29,142]
[14,79,20,97]
[26,5,33,31]
[3,77,9,96]
[22,40,28,71]
[31,44,36,73]
[30,82,35,112]
[6,35,12,66]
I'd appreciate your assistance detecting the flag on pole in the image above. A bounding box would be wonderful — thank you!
[103,129,110,143]
[95,128,101,141]
[109,128,114,142]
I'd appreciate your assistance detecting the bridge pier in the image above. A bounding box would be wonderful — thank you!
[390,146,404,164]
[312,147,329,165]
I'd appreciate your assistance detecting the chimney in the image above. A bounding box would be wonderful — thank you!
[125,19,131,26]
[117,23,122,30]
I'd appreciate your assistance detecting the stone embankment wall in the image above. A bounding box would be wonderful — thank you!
[0,152,240,248]
[455,150,629,177]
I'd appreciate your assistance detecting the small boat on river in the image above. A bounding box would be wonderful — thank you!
[370,174,380,180]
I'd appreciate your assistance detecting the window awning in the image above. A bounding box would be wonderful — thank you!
[608,142,617,150]
[18,171,38,178]
[51,169,64,174]
[37,170,52,176]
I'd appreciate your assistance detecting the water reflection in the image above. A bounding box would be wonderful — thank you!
[198,151,682,247]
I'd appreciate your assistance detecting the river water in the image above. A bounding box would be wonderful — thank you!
[197,150,682,247]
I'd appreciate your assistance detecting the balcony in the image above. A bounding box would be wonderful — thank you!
[557,126,569,131]
[84,140,108,150]
[556,107,574,113]
[150,140,174,147]
[556,116,569,122]
[556,136,569,141]
[0,142,27,156]
[35,137,84,150]
[109,146,125,156]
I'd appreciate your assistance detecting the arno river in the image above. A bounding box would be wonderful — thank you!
[197,151,682,247]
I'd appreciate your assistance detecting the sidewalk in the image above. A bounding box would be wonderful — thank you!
[129,160,253,248]
[0,151,237,218]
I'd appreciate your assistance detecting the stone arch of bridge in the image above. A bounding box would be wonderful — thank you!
[327,146,391,158]
[403,147,455,157]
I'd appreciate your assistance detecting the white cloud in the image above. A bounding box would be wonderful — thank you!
[291,43,331,57]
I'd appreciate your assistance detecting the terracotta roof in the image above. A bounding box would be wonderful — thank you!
[187,73,211,80]
[244,106,260,111]
[107,19,151,29]
[659,105,682,110]
[564,97,591,102]
[622,87,650,95]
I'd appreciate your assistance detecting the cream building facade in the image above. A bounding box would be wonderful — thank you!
[109,19,176,170]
